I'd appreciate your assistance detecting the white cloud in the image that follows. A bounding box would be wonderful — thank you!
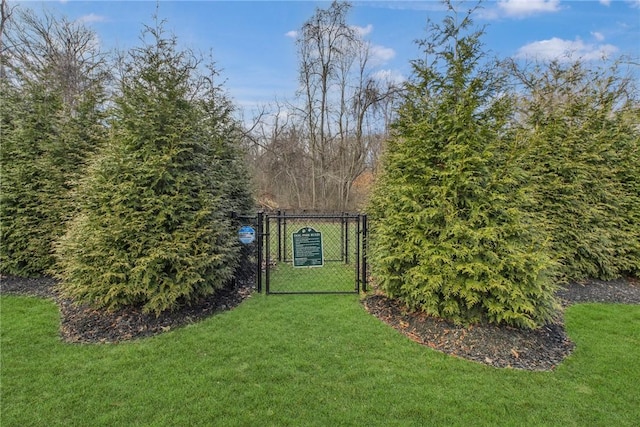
[515,37,619,61]
[629,0,640,8]
[369,44,396,65]
[77,13,107,24]
[497,0,561,17]
[591,31,605,42]
[285,30,298,39]
[476,7,501,20]
[372,69,405,85]
[352,24,373,37]
[599,0,611,5]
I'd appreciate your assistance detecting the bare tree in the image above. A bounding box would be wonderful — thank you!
[294,0,398,210]
[0,0,15,50]
[2,6,108,110]
[0,0,17,78]
[241,1,400,211]
[296,1,355,209]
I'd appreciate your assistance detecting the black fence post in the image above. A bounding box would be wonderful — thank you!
[361,214,368,293]
[282,212,288,262]
[277,210,282,262]
[256,211,264,293]
[343,213,349,265]
[265,213,271,294]
[355,214,361,292]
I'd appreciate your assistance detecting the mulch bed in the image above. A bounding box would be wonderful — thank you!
[363,278,640,371]
[0,274,254,344]
[363,294,572,371]
[2,274,639,371]
[363,280,640,371]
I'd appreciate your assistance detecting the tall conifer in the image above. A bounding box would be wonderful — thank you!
[516,61,640,280]
[56,24,252,314]
[368,2,558,329]
[0,10,107,276]
[0,81,106,276]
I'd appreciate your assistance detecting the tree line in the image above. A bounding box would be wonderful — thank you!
[1,0,638,326]
[244,1,400,212]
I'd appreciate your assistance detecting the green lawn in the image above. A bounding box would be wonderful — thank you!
[1,293,639,426]
[267,261,358,293]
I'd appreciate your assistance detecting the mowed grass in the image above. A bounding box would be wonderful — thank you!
[2,293,639,426]
[267,262,358,293]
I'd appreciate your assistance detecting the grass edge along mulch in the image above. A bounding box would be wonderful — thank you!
[1,274,639,372]
[2,288,639,427]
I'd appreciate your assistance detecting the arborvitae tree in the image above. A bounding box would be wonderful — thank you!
[56,23,252,314]
[195,62,254,219]
[0,81,61,275]
[617,105,640,278]
[514,60,640,280]
[367,2,558,329]
[0,79,107,276]
[0,8,107,276]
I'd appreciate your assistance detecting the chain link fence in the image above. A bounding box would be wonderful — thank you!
[231,211,367,295]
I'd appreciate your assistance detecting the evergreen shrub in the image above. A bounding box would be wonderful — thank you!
[367,3,558,329]
[0,82,105,276]
[56,26,253,314]
[517,61,640,280]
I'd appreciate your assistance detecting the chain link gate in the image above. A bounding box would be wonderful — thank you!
[264,212,367,294]
[231,212,367,295]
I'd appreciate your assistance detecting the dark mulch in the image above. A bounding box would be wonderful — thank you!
[363,278,640,371]
[0,274,254,344]
[2,274,639,371]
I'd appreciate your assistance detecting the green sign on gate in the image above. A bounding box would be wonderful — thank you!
[292,227,324,267]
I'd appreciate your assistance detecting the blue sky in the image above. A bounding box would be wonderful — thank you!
[20,1,640,113]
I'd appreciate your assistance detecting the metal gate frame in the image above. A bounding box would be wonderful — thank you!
[263,211,367,295]
[232,211,367,295]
